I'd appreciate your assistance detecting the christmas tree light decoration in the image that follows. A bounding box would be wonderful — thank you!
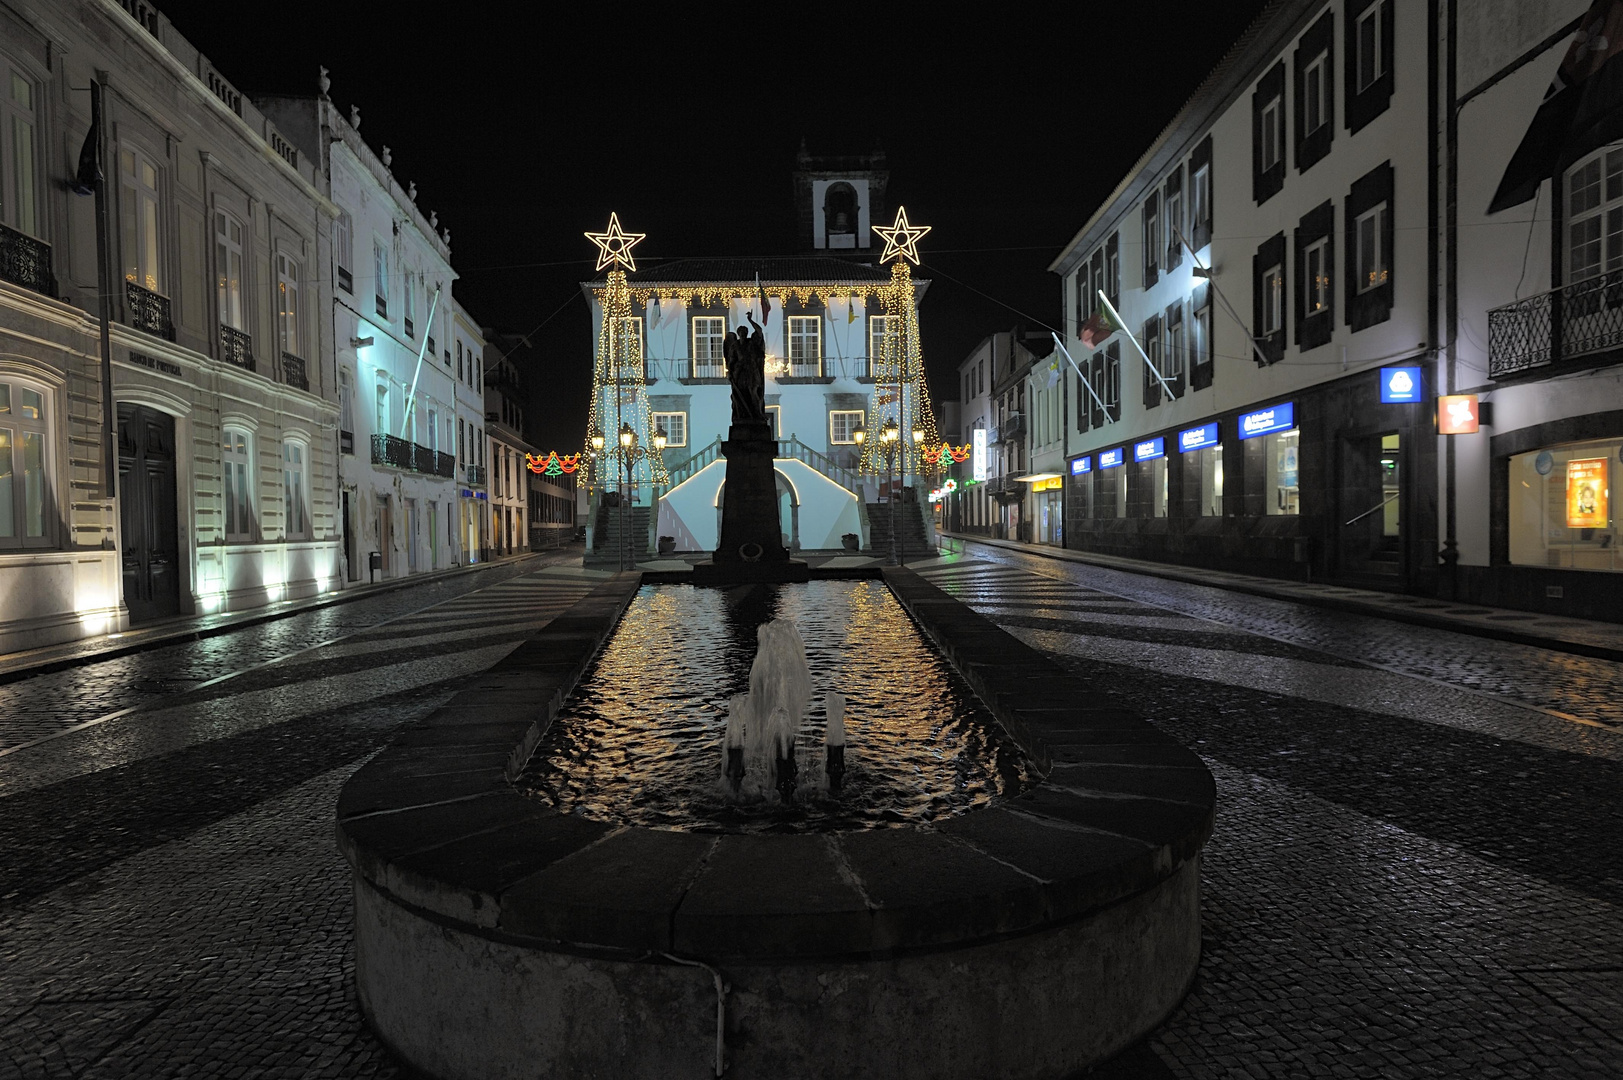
[584,212,646,272]
[583,224,670,492]
[858,211,943,478]
[526,451,582,476]
[872,206,931,266]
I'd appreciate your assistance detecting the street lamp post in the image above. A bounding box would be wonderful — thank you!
[618,423,635,571]
[589,430,605,557]
[853,425,867,556]
[905,425,924,565]
[881,420,899,565]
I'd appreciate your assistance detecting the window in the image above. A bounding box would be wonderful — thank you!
[1191,135,1214,250]
[1072,264,1088,336]
[340,369,353,434]
[2,65,39,238]
[1252,62,1287,203]
[120,147,162,292]
[375,383,389,435]
[692,316,726,376]
[829,409,864,445]
[1142,192,1159,287]
[652,411,687,448]
[765,405,781,438]
[1266,429,1300,515]
[1304,237,1330,313]
[1143,316,1163,409]
[1261,264,1284,334]
[788,316,822,376]
[215,212,244,330]
[1166,303,1186,388]
[374,239,389,317]
[1294,12,1336,172]
[403,270,415,337]
[1105,234,1121,307]
[0,379,49,547]
[1566,149,1623,283]
[1346,162,1395,330]
[1346,1,1394,133]
[456,340,463,382]
[1104,343,1121,422]
[1192,284,1214,392]
[283,441,307,539]
[1355,205,1388,291]
[222,429,252,541]
[1200,445,1224,517]
[867,315,892,378]
[426,407,438,451]
[615,315,643,359]
[1253,232,1287,363]
[1509,438,1621,572]
[1164,169,1183,269]
[457,419,465,462]
[334,211,353,292]
[276,253,301,357]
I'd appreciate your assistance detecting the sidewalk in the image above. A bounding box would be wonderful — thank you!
[0,550,554,686]
[942,532,1623,664]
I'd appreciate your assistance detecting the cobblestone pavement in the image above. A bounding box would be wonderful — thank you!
[3,544,1621,1078]
[917,545,1623,1078]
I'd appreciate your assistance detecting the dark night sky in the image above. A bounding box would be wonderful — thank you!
[153,1,1270,449]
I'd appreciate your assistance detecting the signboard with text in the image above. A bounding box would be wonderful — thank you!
[1238,402,1295,439]
[1133,437,1166,462]
[972,428,987,481]
[1099,447,1125,468]
[1566,458,1608,528]
[1179,422,1219,452]
[1071,456,1092,475]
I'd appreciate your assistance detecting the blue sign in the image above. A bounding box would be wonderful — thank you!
[1238,402,1296,439]
[1380,366,1423,403]
[1133,437,1166,462]
[1098,447,1125,468]
[1071,456,1092,475]
[1179,422,1220,452]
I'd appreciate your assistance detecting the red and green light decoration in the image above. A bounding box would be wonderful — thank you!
[923,442,972,470]
[526,451,583,476]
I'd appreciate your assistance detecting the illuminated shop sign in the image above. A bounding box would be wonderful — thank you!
[1238,402,1296,439]
[1071,456,1092,475]
[1566,458,1609,528]
[972,428,988,481]
[1133,437,1166,462]
[1179,422,1220,452]
[1380,366,1423,403]
[1098,447,1125,468]
[1437,394,1479,434]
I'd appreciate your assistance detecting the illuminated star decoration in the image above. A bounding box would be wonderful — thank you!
[872,205,931,265]
[584,212,645,272]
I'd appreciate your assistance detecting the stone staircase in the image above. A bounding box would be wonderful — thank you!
[865,497,932,558]
[591,504,651,564]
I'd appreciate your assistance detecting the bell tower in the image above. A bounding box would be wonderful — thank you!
[793,140,889,254]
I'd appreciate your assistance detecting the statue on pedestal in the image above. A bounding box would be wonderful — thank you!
[724,313,768,427]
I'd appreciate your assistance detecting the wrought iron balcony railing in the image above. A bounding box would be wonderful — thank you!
[1489,268,1623,378]
[433,450,455,478]
[788,358,824,378]
[125,280,174,340]
[219,324,254,370]
[999,412,1026,442]
[281,352,308,391]
[0,224,53,297]
[465,464,486,487]
[691,360,727,379]
[372,433,410,469]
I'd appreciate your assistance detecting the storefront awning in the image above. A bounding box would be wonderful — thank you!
[1013,473,1062,483]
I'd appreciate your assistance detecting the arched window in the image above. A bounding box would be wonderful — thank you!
[824,182,858,243]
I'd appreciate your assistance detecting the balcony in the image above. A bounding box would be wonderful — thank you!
[690,360,726,380]
[789,357,823,378]
[0,224,53,297]
[1489,269,1623,378]
[219,324,254,371]
[125,280,174,340]
[999,412,1026,443]
[465,464,487,487]
[372,433,455,478]
[281,352,309,391]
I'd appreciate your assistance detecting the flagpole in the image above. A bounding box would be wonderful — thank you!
[399,284,442,439]
[1051,333,1110,416]
[1173,226,1274,369]
[89,79,115,501]
[1098,290,1175,398]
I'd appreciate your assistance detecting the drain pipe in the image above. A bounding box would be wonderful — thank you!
[660,952,729,1076]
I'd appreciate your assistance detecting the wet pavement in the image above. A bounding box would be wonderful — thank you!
[2,541,1620,1077]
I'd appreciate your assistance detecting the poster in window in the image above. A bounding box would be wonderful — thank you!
[1565,458,1608,528]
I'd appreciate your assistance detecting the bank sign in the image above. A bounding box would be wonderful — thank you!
[1238,402,1295,439]
[1133,437,1166,462]
[1098,447,1125,468]
[1071,456,1091,475]
[972,428,988,481]
[1380,366,1423,403]
[1178,422,1219,452]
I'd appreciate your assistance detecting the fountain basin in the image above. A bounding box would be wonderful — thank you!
[337,568,1214,1079]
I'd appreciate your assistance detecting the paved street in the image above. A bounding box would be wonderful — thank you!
[3,544,1622,1077]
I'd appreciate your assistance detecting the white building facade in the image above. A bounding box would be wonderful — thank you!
[1051,0,1618,618]
[0,0,342,654]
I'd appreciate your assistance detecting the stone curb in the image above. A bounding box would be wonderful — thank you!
[946,532,1623,665]
[336,567,1216,964]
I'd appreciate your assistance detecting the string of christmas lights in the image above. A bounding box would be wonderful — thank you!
[858,215,944,478]
[582,218,671,488]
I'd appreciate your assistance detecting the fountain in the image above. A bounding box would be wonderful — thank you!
[334,315,1214,1079]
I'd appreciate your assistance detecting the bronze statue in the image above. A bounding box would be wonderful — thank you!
[724,313,768,427]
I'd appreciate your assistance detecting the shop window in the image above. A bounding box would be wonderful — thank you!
[1345,0,1395,134]
[1294,11,1335,173]
[1150,457,1169,518]
[1509,439,1619,572]
[222,429,253,541]
[1266,429,1301,515]
[1252,61,1286,204]
[1201,445,1224,516]
[0,379,52,548]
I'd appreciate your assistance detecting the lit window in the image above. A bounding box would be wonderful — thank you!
[215,212,245,331]
[222,429,253,541]
[1304,237,1331,312]
[276,253,301,357]
[651,411,687,448]
[692,316,726,376]
[1356,204,1389,292]
[0,379,50,547]
[788,316,822,376]
[1566,149,1623,283]
[1304,51,1329,134]
[829,409,864,445]
[283,440,307,539]
[1262,263,1284,333]
[119,147,162,292]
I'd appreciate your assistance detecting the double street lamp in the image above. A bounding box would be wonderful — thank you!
[855,420,925,565]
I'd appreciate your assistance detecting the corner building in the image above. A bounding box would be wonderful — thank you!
[1052,0,1623,619]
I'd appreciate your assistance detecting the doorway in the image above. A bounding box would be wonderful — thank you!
[376,496,392,575]
[1339,431,1401,578]
[117,403,180,623]
[343,490,357,581]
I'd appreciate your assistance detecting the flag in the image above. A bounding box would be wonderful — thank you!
[648,297,662,330]
[1489,0,1623,213]
[69,82,102,197]
[847,294,857,324]
[1079,302,1122,349]
[1045,359,1060,388]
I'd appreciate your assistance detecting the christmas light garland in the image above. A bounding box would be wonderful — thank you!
[582,216,671,488]
[858,210,943,478]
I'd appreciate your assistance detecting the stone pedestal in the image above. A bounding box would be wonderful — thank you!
[690,423,808,585]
